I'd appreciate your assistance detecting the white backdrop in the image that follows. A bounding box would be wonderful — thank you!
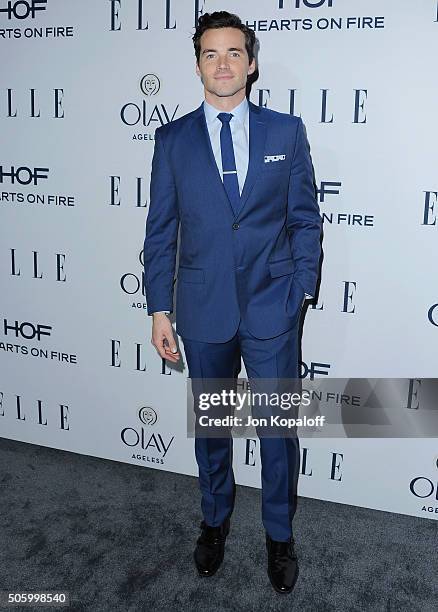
[1,0,437,521]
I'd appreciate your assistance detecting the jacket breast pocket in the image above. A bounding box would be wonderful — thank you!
[177,266,205,284]
[268,258,295,278]
[262,159,289,174]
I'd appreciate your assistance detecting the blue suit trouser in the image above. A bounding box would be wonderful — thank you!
[181,315,300,542]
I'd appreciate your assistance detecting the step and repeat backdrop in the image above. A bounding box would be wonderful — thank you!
[1,1,437,522]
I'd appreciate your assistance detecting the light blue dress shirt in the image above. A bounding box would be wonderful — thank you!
[203,97,249,195]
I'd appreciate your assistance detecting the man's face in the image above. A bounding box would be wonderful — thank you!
[195,27,256,100]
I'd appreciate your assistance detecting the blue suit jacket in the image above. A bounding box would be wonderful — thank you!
[143,100,321,343]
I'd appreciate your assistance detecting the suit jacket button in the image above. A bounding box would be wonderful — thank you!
[232,223,240,230]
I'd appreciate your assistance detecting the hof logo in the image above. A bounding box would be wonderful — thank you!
[138,405,158,426]
[0,163,75,208]
[317,180,374,228]
[409,458,438,515]
[250,0,383,32]
[0,165,48,185]
[140,74,160,97]
[0,0,47,19]
[0,315,77,364]
[2,318,52,341]
[0,0,74,39]
[278,0,333,7]
[300,360,331,379]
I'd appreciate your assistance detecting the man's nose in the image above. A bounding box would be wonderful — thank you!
[216,55,230,70]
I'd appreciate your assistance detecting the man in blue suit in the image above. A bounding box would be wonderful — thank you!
[143,11,321,594]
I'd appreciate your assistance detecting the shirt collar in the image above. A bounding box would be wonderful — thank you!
[203,96,249,126]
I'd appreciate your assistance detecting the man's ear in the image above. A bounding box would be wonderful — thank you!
[195,61,201,77]
[248,58,256,76]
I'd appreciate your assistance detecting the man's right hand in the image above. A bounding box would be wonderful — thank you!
[151,312,180,363]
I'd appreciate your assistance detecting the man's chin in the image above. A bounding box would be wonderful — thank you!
[208,86,245,98]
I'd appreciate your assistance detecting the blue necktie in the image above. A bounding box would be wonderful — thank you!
[217,112,240,216]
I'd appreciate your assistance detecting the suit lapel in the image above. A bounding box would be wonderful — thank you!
[188,100,267,221]
[237,101,267,220]
[189,103,236,218]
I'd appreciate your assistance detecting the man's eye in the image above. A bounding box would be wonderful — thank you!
[231,52,240,57]
[206,54,215,59]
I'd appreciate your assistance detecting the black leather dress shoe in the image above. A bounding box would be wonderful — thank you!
[193,517,230,577]
[266,533,299,594]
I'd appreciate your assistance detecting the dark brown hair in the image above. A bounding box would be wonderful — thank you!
[192,11,256,64]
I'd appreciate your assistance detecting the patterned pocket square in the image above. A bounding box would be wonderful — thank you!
[264,154,286,163]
